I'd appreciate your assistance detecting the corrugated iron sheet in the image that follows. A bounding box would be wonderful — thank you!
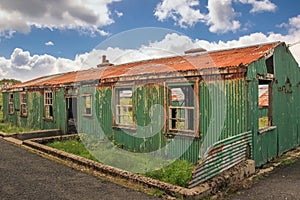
[189,131,252,188]
[7,42,281,90]
[259,85,269,107]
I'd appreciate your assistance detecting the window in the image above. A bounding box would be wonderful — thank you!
[168,85,195,133]
[258,80,272,128]
[9,93,14,114]
[44,91,53,119]
[82,94,92,116]
[20,93,27,117]
[115,88,134,126]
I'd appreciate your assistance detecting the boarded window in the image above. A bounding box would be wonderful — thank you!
[169,85,195,133]
[9,93,14,114]
[258,81,272,128]
[82,94,92,116]
[44,91,53,119]
[115,88,133,126]
[20,93,27,116]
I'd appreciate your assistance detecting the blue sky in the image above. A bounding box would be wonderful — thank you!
[0,0,299,81]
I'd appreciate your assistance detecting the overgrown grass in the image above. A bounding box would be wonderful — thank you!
[46,138,195,187]
[0,122,37,134]
[280,158,296,166]
[147,188,165,197]
[47,139,98,161]
[144,160,194,187]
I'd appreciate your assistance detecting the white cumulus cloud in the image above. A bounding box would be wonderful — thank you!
[154,0,205,28]
[155,0,277,33]
[45,41,54,46]
[237,0,277,13]
[1,14,299,82]
[206,0,241,33]
[0,0,122,37]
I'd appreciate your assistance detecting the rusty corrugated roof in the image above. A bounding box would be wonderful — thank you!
[9,41,281,89]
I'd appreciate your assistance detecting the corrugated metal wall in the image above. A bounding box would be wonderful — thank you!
[3,89,67,132]
[3,43,298,173]
[189,131,252,188]
[273,43,300,155]
[199,78,249,158]
[247,43,300,166]
[75,78,249,164]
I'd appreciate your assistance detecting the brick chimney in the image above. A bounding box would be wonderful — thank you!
[97,55,114,68]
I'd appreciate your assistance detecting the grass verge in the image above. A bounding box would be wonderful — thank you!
[46,138,194,187]
[0,122,37,134]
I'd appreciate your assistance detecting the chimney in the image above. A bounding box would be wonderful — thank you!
[97,55,114,68]
[102,55,107,63]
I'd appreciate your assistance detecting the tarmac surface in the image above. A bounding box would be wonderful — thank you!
[231,157,300,200]
[2,136,300,200]
[0,138,160,200]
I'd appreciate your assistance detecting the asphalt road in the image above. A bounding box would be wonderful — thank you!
[0,138,160,200]
[231,158,300,200]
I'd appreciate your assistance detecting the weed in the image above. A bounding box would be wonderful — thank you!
[0,122,37,133]
[144,160,194,187]
[47,140,97,161]
[147,189,165,197]
[46,139,195,188]
[280,158,296,166]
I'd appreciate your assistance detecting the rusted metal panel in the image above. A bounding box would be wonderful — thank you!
[259,85,269,107]
[6,42,281,91]
[247,43,300,167]
[272,43,300,155]
[2,89,68,133]
[199,78,249,154]
[3,41,299,186]
[189,131,252,188]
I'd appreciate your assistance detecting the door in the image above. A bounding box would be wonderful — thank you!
[66,97,78,133]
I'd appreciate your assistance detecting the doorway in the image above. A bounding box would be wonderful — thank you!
[66,97,78,133]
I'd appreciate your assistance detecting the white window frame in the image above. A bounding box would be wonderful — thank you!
[8,93,14,114]
[44,91,53,120]
[115,87,134,126]
[20,92,27,117]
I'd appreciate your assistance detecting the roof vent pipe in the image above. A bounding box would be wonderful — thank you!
[97,55,114,68]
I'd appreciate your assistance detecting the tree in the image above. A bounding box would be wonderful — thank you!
[0,79,21,91]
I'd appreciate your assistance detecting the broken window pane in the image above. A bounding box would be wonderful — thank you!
[115,88,133,126]
[169,85,195,133]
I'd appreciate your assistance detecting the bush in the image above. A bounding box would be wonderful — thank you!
[144,159,194,187]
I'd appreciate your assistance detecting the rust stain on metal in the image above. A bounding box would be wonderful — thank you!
[259,85,269,107]
[9,42,281,90]
[208,144,224,156]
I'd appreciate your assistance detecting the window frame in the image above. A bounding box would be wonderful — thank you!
[167,83,196,135]
[44,91,54,120]
[8,93,14,115]
[114,86,135,127]
[258,79,273,129]
[82,94,93,117]
[20,92,27,117]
